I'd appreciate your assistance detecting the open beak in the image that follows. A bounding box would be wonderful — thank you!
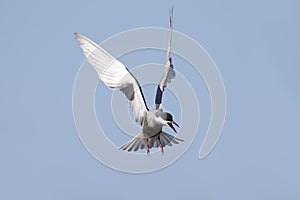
[167,121,180,133]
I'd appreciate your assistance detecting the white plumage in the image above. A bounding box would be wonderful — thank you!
[75,33,148,126]
[75,7,182,154]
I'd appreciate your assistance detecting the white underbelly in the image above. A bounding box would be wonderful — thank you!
[142,121,163,137]
[143,127,162,137]
[142,110,164,137]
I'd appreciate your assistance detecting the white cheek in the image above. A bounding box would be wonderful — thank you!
[157,116,167,125]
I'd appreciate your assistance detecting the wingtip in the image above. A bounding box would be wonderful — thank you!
[74,32,83,39]
[169,6,174,18]
[74,32,79,40]
[74,32,85,43]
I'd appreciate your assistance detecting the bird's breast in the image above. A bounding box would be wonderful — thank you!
[142,117,163,137]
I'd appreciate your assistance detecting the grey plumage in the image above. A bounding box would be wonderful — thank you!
[75,7,183,154]
[119,131,183,152]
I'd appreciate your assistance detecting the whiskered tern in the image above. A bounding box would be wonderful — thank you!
[75,8,183,154]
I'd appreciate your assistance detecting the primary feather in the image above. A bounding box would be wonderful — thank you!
[155,7,176,109]
[75,33,148,125]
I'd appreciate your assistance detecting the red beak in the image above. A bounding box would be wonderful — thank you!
[173,121,180,128]
[167,121,180,133]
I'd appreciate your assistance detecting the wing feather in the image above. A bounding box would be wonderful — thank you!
[75,33,148,125]
[155,7,176,109]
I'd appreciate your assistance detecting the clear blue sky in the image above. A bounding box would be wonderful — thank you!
[1,0,300,199]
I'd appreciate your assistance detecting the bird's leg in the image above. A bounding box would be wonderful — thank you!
[146,138,150,155]
[160,144,164,155]
[158,136,164,155]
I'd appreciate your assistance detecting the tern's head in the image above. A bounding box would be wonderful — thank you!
[156,111,180,133]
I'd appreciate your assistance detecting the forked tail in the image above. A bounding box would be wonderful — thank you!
[119,131,183,152]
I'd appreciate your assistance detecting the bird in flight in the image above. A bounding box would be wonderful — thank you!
[75,7,183,154]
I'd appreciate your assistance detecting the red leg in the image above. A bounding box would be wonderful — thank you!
[146,138,150,155]
[160,143,164,154]
[158,136,164,154]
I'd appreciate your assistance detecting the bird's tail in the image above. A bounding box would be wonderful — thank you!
[119,133,147,152]
[154,131,183,148]
[119,131,183,152]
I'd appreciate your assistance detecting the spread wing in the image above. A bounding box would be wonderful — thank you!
[75,33,148,126]
[155,7,176,110]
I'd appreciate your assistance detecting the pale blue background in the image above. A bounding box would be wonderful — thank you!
[1,0,300,199]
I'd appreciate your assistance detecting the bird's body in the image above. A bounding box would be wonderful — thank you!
[143,110,163,137]
[119,108,182,154]
[75,7,183,154]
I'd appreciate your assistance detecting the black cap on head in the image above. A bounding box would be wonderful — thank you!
[166,112,173,121]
